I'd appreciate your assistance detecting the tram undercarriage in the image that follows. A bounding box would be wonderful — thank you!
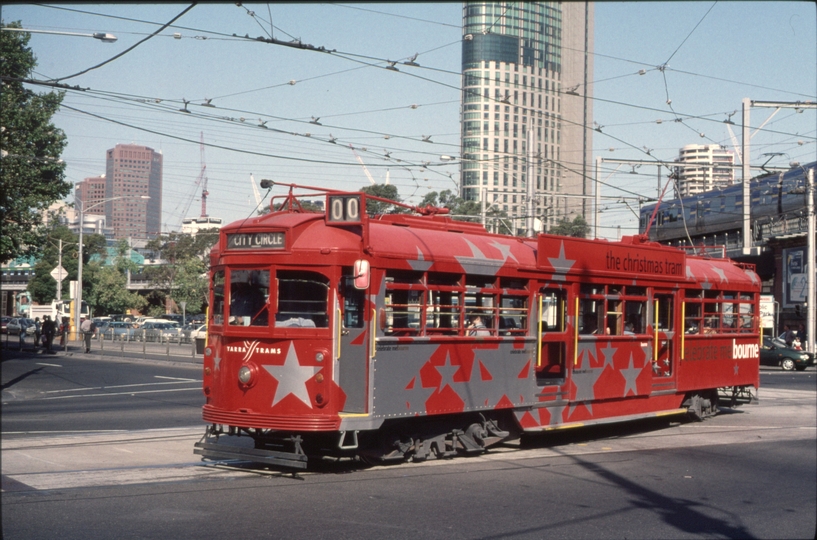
[194,412,517,470]
[195,386,757,471]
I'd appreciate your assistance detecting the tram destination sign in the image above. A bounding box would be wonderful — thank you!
[227,231,286,250]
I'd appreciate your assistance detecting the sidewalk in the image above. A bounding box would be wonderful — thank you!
[1,334,202,364]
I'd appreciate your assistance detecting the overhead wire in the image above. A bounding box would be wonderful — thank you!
[19,3,816,226]
[48,4,197,82]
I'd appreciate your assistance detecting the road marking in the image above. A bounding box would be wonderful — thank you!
[154,375,199,382]
[28,387,202,401]
[43,380,202,394]
[35,363,62,368]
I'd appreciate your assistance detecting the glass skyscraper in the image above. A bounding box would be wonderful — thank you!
[460,2,594,233]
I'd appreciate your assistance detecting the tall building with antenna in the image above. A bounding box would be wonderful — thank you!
[460,1,594,233]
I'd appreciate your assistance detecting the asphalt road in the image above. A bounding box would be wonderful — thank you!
[2,345,815,539]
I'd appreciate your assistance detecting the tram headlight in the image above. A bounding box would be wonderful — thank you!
[238,365,253,385]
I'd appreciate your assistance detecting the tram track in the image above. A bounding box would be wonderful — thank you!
[2,386,814,492]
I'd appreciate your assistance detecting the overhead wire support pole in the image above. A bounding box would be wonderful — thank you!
[742,98,752,255]
[740,99,816,256]
[808,167,815,354]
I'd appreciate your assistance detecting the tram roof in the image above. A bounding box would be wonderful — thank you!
[219,205,759,290]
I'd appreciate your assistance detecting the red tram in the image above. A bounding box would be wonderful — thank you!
[195,184,761,469]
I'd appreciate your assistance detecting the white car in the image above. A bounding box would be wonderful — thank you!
[190,324,207,340]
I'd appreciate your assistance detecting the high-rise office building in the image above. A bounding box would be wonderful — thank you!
[460,2,594,233]
[104,143,162,241]
[75,175,107,216]
[674,144,735,198]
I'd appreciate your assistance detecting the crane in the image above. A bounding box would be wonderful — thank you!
[199,133,209,217]
[175,132,208,227]
[250,173,262,206]
[349,144,377,185]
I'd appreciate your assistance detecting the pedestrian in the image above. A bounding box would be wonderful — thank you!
[18,317,28,349]
[42,315,56,352]
[80,316,97,353]
[33,317,41,348]
[782,325,794,347]
[59,316,69,348]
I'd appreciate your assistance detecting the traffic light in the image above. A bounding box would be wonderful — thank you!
[795,304,802,317]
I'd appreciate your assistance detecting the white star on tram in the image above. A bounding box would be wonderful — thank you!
[263,343,319,408]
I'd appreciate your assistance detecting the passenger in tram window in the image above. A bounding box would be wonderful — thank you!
[581,313,598,335]
[702,320,716,334]
[230,281,267,326]
[624,322,635,335]
[685,322,699,334]
[467,314,490,336]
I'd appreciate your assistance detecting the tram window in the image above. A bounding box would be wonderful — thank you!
[386,289,423,334]
[607,299,623,335]
[466,274,495,289]
[739,302,754,332]
[499,295,527,334]
[342,269,365,328]
[500,277,527,290]
[465,292,496,335]
[624,299,647,334]
[685,301,703,334]
[229,269,270,326]
[579,298,604,335]
[540,289,565,332]
[427,273,460,287]
[627,286,647,297]
[386,269,423,285]
[427,290,461,332]
[580,284,604,296]
[275,271,329,328]
[656,295,673,331]
[211,270,225,326]
[703,290,720,332]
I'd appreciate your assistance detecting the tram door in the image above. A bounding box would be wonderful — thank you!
[652,292,676,384]
[536,288,567,382]
[337,271,369,413]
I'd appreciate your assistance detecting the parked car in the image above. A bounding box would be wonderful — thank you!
[137,321,183,343]
[99,321,136,341]
[1,316,9,334]
[760,336,815,371]
[6,318,35,336]
[181,324,206,343]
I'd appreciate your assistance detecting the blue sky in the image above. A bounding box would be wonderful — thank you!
[2,2,815,238]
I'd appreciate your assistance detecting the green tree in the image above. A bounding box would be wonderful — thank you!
[1,22,72,264]
[26,224,107,304]
[549,215,590,238]
[82,240,147,316]
[360,184,407,215]
[143,230,218,314]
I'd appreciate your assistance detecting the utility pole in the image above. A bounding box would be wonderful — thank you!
[526,128,536,237]
[742,98,752,255]
[807,167,815,353]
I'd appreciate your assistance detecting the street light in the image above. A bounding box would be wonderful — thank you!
[1,27,117,42]
[73,195,149,341]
